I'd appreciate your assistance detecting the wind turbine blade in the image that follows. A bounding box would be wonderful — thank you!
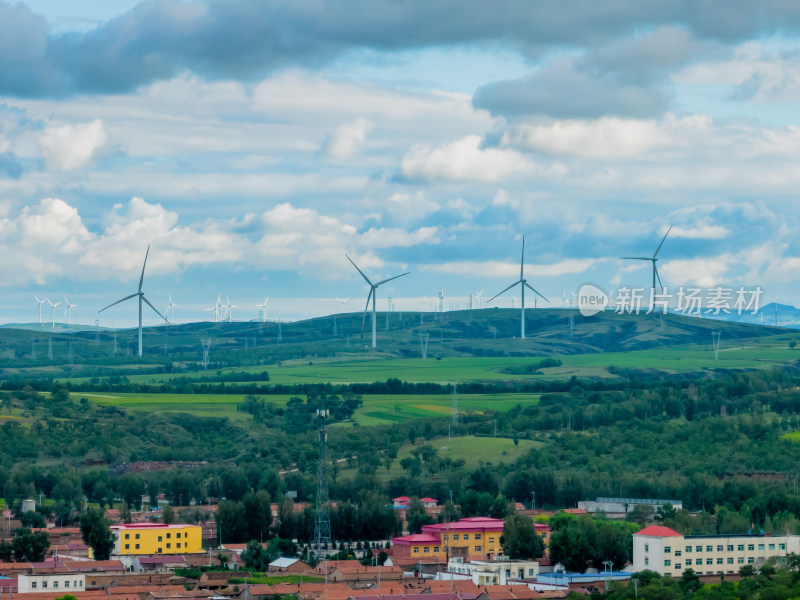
[361,288,374,329]
[375,271,410,286]
[142,295,169,324]
[346,254,373,286]
[653,225,672,258]
[488,280,522,303]
[138,245,150,292]
[524,281,550,303]
[620,257,653,261]
[99,293,139,313]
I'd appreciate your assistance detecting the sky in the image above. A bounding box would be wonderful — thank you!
[2,0,800,327]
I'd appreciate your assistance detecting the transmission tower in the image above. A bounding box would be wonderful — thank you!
[712,331,721,360]
[420,332,429,361]
[202,338,211,369]
[314,405,332,582]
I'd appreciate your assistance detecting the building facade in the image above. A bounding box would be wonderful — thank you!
[111,523,202,555]
[18,573,85,594]
[447,558,540,584]
[633,525,800,576]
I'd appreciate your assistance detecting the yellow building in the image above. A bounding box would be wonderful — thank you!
[111,523,202,555]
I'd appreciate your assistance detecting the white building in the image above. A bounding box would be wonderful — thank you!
[578,497,682,518]
[18,573,86,594]
[633,525,800,576]
[446,558,540,584]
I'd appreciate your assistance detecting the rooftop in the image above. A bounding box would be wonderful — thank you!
[111,523,195,529]
[635,525,682,537]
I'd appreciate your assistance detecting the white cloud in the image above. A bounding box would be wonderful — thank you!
[420,258,597,278]
[40,119,109,170]
[660,257,731,288]
[401,135,538,182]
[324,118,373,159]
[385,191,441,221]
[668,224,730,239]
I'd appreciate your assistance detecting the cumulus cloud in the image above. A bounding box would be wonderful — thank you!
[40,119,109,170]
[421,258,598,278]
[401,135,537,182]
[323,118,373,159]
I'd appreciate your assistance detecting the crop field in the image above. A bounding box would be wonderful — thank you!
[338,435,542,482]
[82,338,800,388]
[81,391,539,425]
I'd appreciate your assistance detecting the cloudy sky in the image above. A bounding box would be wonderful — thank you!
[1,0,799,326]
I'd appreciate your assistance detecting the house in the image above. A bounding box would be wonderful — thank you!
[18,572,86,594]
[421,498,438,508]
[578,497,682,519]
[446,558,540,584]
[111,523,203,555]
[268,557,310,573]
[393,497,411,509]
[633,524,800,576]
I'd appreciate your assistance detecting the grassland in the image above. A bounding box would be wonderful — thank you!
[82,392,539,426]
[337,435,542,482]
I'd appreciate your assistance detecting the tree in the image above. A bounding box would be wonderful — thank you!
[118,502,132,524]
[20,510,45,528]
[739,564,756,578]
[162,504,175,525]
[80,508,116,560]
[679,569,701,597]
[501,514,545,559]
[243,490,272,542]
[407,498,435,534]
[242,539,269,571]
[12,528,49,561]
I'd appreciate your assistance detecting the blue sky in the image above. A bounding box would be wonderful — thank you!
[1,0,800,326]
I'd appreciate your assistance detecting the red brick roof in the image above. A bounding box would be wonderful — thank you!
[392,533,441,544]
[636,525,682,537]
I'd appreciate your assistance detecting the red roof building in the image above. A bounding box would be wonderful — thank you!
[635,525,682,537]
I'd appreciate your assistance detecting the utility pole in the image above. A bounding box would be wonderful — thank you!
[452,385,458,427]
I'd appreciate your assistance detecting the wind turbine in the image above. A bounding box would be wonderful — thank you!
[621,225,672,299]
[255,296,270,323]
[474,290,483,309]
[165,293,177,324]
[346,254,409,348]
[204,294,222,322]
[98,245,168,357]
[224,296,237,323]
[34,296,48,325]
[335,297,349,313]
[488,236,549,339]
[47,299,61,328]
[63,296,78,325]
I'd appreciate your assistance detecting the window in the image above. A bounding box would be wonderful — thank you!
[31,583,36,589]
[748,557,754,564]
[748,544,754,551]
[696,546,703,552]
[706,559,713,565]
[664,546,671,553]
[167,533,171,539]
[727,545,734,551]
[135,533,140,539]
[727,558,734,564]
[42,582,48,589]
[424,547,430,553]
[453,535,459,541]
[489,537,495,542]
[706,546,713,552]
[177,532,181,538]
[738,557,744,564]
[685,546,691,553]
[433,547,439,552]
[177,543,181,549]
[758,544,765,551]
[413,547,419,554]
[717,558,723,565]
[664,560,671,567]
[54,582,59,589]
[717,545,724,552]
[158,536,163,542]
[675,564,682,570]
[158,547,162,554]
[780,544,786,551]
[645,544,649,552]
[65,581,70,588]
[675,550,682,557]
[476,546,482,552]
[166,543,171,549]
[645,557,649,566]
[463,534,469,540]
[125,544,130,550]
[769,544,775,550]
[135,544,140,550]
[75,581,80,588]
[476,534,482,540]
[686,559,692,566]
[528,569,535,576]
[125,533,130,539]
[738,545,744,551]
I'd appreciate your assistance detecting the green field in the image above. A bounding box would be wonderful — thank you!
[87,339,799,387]
[82,391,539,425]
[338,435,542,482]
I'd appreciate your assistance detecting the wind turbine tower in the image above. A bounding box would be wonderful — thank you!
[314,404,332,581]
[34,296,48,326]
[487,236,549,339]
[165,293,177,324]
[346,254,409,349]
[48,299,61,328]
[99,246,169,358]
[63,296,78,325]
[256,296,270,322]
